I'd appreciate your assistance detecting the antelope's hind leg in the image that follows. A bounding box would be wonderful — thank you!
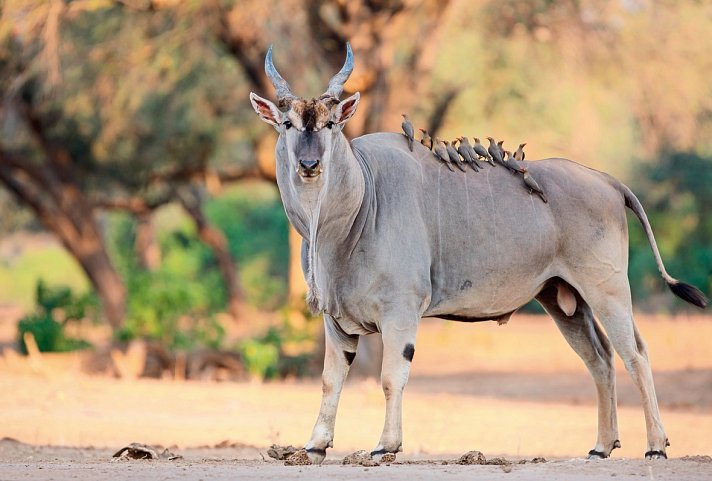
[537,283,621,458]
[581,277,668,459]
[305,315,359,464]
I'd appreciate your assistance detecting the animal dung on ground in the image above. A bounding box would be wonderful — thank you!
[342,450,378,466]
[381,452,397,463]
[342,450,371,465]
[111,443,182,461]
[485,456,511,465]
[457,450,487,465]
[267,444,299,460]
[284,448,312,466]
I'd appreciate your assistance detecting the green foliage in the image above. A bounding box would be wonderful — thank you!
[0,191,40,234]
[107,183,288,348]
[205,184,289,310]
[239,335,280,379]
[1,1,254,203]
[0,243,87,309]
[108,212,226,349]
[18,313,64,354]
[239,313,315,380]
[628,151,712,308]
[17,280,95,354]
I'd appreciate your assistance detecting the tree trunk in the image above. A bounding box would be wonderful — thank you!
[135,211,161,271]
[178,189,241,320]
[71,236,127,331]
[0,161,127,329]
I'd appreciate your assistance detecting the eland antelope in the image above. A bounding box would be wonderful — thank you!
[249,43,707,464]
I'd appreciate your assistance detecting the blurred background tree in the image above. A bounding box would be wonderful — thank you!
[0,0,710,360]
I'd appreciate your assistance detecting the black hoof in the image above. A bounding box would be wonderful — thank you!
[644,450,667,460]
[587,449,608,459]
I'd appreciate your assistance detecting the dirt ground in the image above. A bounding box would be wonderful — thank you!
[1,314,711,480]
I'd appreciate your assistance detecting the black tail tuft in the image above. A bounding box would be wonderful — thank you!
[668,280,708,309]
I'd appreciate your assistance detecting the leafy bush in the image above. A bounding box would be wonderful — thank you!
[238,316,316,380]
[205,184,289,309]
[628,151,712,308]
[17,280,95,353]
[239,335,280,379]
[105,183,290,350]
[108,213,227,349]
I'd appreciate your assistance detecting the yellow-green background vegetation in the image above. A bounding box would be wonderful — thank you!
[0,0,710,365]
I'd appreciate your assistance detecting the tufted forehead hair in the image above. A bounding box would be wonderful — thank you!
[287,98,335,131]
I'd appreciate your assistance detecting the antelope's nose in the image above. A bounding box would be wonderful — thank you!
[299,159,320,171]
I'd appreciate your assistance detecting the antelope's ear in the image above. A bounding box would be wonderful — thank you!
[250,92,282,127]
[333,92,360,126]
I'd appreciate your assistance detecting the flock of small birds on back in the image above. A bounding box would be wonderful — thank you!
[400,114,547,203]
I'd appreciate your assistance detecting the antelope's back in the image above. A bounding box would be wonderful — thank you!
[350,133,630,311]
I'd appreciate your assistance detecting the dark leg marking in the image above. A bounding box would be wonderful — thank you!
[645,450,667,459]
[370,448,390,456]
[402,343,415,362]
[588,449,608,459]
[306,447,327,456]
[588,440,620,459]
[343,350,356,366]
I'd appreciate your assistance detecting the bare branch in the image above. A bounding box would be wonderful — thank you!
[427,86,462,136]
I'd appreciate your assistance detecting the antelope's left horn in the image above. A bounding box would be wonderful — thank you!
[321,42,354,100]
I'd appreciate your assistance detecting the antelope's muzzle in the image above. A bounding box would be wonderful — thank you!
[298,159,322,178]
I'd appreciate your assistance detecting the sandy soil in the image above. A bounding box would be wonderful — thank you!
[1,314,711,480]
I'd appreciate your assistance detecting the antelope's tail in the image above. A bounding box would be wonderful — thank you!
[617,181,708,308]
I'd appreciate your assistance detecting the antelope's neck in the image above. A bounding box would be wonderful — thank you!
[279,133,367,246]
[318,135,366,238]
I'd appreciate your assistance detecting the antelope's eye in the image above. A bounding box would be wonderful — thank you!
[326,121,334,129]
[283,120,292,129]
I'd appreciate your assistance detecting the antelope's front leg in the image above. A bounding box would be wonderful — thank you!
[305,315,359,464]
[371,321,418,461]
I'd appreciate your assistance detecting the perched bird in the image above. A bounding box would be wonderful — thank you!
[401,114,415,151]
[503,150,525,174]
[497,140,505,159]
[433,137,455,172]
[473,138,495,166]
[459,137,483,170]
[445,140,467,172]
[514,142,526,161]
[522,167,547,203]
[486,136,505,165]
[419,128,433,150]
[456,138,478,172]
